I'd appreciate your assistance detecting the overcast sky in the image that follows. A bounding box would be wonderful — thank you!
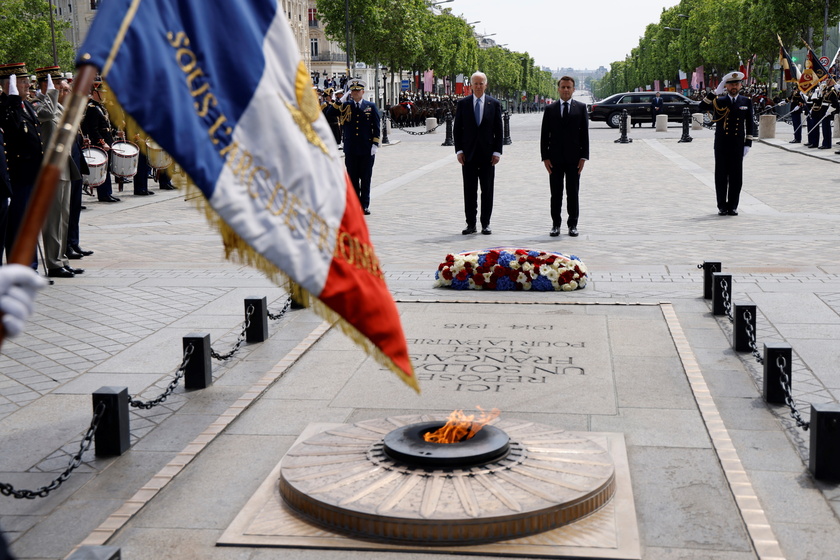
[446,0,680,70]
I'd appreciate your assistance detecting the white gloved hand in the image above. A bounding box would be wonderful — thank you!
[46,73,55,92]
[743,146,750,157]
[0,264,47,338]
[371,144,378,156]
[714,82,726,96]
[8,74,19,96]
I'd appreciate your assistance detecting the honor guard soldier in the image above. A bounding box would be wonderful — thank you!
[81,77,121,202]
[788,88,806,144]
[700,71,755,216]
[805,79,838,149]
[339,79,380,215]
[0,62,44,265]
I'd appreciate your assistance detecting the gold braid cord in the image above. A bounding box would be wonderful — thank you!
[100,80,420,393]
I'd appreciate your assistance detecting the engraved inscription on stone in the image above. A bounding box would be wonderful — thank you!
[330,305,620,414]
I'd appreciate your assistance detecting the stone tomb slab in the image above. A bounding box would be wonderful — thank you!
[330,303,669,414]
[218,422,640,559]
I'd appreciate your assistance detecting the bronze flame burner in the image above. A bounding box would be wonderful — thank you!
[279,415,616,546]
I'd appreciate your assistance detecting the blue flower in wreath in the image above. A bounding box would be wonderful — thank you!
[497,252,516,267]
[528,250,540,257]
[496,276,516,291]
[477,253,487,266]
[531,275,553,291]
[451,278,470,290]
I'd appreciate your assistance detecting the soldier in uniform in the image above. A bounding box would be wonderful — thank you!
[0,63,44,266]
[81,79,121,202]
[321,88,341,146]
[700,71,755,216]
[339,79,380,215]
[805,80,837,149]
[788,88,806,144]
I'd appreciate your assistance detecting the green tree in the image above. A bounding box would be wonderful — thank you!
[0,0,75,70]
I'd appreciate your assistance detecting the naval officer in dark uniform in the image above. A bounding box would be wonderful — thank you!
[0,62,44,265]
[338,79,380,215]
[700,71,755,216]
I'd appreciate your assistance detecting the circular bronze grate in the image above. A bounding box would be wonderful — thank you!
[279,415,616,545]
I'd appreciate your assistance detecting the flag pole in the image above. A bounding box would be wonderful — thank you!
[0,65,97,349]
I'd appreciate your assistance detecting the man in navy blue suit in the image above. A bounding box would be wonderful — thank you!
[453,71,504,235]
[541,76,589,237]
[650,91,664,127]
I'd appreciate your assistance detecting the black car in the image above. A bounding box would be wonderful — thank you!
[587,92,701,128]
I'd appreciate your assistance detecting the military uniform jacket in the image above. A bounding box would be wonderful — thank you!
[339,99,381,156]
[816,87,840,117]
[81,99,114,148]
[701,92,755,148]
[0,127,10,199]
[0,92,44,185]
[789,91,806,113]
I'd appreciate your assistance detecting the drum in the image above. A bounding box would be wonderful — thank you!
[145,138,172,169]
[82,147,108,187]
[110,141,139,178]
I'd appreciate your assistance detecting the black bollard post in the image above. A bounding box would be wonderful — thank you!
[93,387,130,457]
[732,303,756,352]
[183,333,212,389]
[701,261,722,299]
[245,296,268,343]
[711,273,732,316]
[503,111,512,145]
[441,110,454,146]
[763,343,792,405]
[809,403,840,480]
[381,110,390,145]
[615,109,632,144]
[678,106,693,143]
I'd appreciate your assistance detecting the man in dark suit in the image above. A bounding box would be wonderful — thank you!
[453,71,504,235]
[339,79,380,215]
[650,91,664,128]
[540,76,589,237]
[700,71,754,216]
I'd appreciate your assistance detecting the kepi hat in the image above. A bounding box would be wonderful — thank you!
[0,62,28,79]
[348,78,366,91]
[35,66,63,82]
[722,71,745,84]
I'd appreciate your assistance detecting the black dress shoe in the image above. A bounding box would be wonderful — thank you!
[99,195,121,202]
[48,267,74,278]
[568,228,579,237]
[728,209,738,216]
[804,143,815,148]
[71,244,93,256]
[718,210,728,216]
[789,139,800,143]
[481,227,492,235]
[66,248,84,260]
[159,184,176,190]
[80,205,87,210]
[819,145,831,149]
[462,226,477,235]
[363,208,371,215]
[64,266,84,274]
[550,227,560,237]
[134,190,155,196]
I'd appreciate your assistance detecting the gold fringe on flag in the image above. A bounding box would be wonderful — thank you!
[100,80,420,393]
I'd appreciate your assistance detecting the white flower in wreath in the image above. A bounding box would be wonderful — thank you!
[521,261,534,273]
[508,260,521,270]
[539,264,552,276]
[543,268,560,282]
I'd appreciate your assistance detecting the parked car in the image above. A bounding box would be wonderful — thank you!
[587,92,701,128]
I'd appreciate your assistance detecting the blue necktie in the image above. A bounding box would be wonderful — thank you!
[475,98,481,125]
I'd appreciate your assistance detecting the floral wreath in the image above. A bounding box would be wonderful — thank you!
[434,248,588,291]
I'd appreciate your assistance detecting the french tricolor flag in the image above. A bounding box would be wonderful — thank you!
[76,0,418,391]
[678,70,689,90]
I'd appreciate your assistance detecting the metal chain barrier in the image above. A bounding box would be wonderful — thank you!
[741,308,764,365]
[775,354,811,431]
[210,304,254,361]
[389,117,445,135]
[720,278,734,322]
[0,401,106,499]
[129,343,195,409]
[268,296,292,321]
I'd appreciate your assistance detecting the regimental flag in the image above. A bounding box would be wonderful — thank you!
[777,36,799,83]
[798,46,829,93]
[76,0,418,391]
[678,70,689,90]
